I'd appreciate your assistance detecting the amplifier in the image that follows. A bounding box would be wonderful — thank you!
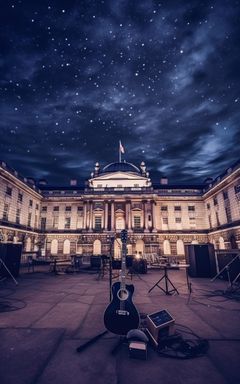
[146,309,175,346]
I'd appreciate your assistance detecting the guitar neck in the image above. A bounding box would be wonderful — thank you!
[120,240,127,289]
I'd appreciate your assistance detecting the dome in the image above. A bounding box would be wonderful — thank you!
[102,162,141,174]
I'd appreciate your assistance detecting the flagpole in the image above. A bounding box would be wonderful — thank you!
[119,141,121,162]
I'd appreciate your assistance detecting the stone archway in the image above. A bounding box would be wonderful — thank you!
[114,239,122,258]
[135,239,144,256]
[93,239,102,255]
[163,240,171,255]
[63,239,71,255]
[219,236,225,250]
[51,239,58,255]
[176,239,185,255]
[26,237,32,252]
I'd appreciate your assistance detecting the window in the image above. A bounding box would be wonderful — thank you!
[3,203,9,220]
[27,213,32,227]
[175,217,182,223]
[65,206,71,212]
[34,215,38,228]
[208,215,212,228]
[223,191,228,200]
[42,206,47,212]
[53,216,59,229]
[16,208,21,224]
[18,193,23,203]
[36,204,39,210]
[133,184,139,188]
[161,206,168,211]
[65,217,71,229]
[174,206,181,211]
[95,202,103,209]
[148,214,151,221]
[133,216,141,228]
[6,186,12,196]
[206,203,210,210]
[188,206,195,211]
[29,200,33,207]
[77,206,83,212]
[97,184,102,188]
[213,196,218,206]
[40,217,46,231]
[225,206,232,223]
[95,216,102,230]
[162,217,168,224]
[234,185,240,194]
[53,206,59,212]
[216,212,220,226]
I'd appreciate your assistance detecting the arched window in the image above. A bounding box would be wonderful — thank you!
[127,244,133,255]
[176,239,185,255]
[63,239,71,255]
[135,239,144,256]
[163,240,171,255]
[93,239,101,255]
[114,239,122,259]
[51,239,58,255]
[219,236,225,250]
[26,237,31,252]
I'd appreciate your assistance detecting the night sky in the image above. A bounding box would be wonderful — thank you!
[0,0,240,185]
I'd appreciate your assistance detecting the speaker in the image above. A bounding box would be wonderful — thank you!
[185,244,216,278]
[146,309,175,346]
[0,243,22,278]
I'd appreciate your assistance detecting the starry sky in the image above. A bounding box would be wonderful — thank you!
[0,0,240,185]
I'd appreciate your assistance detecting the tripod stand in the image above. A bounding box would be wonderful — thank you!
[148,266,179,295]
[0,257,18,285]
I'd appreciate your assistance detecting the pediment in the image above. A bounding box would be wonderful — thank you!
[90,171,147,182]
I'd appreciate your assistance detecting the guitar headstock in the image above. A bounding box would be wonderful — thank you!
[120,229,128,243]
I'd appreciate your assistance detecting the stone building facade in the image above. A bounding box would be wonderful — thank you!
[0,159,239,260]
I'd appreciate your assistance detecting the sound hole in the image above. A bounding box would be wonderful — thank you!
[117,289,129,301]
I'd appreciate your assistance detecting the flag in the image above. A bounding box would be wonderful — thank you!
[119,140,125,154]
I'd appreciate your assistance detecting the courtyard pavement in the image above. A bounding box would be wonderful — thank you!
[0,266,239,384]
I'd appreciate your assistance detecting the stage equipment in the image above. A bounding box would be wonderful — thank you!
[146,309,175,346]
[148,265,179,295]
[185,244,216,278]
[211,252,240,287]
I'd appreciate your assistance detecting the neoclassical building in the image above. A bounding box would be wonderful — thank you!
[0,158,240,260]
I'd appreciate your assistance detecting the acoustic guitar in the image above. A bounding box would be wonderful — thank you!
[104,230,140,335]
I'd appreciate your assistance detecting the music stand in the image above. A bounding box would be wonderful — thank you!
[148,265,179,295]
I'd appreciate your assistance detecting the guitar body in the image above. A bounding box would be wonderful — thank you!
[104,281,140,335]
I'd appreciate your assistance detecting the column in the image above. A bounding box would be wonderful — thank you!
[111,201,115,231]
[152,200,157,232]
[125,201,129,230]
[128,201,132,230]
[144,200,149,232]
[83,201,87,229]
[89,201,93,230]
[104,201,108,230]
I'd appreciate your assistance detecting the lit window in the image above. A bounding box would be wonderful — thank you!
[134,216,141,228]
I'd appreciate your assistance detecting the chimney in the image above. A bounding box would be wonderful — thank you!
[70,179,77,186]
[160,177,168,185]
